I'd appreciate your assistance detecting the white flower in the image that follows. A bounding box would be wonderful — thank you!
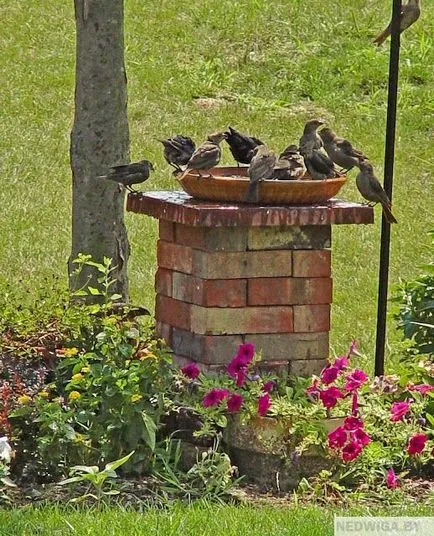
[0,437,13,463]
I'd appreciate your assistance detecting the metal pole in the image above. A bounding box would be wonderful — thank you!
[375,0,402,377]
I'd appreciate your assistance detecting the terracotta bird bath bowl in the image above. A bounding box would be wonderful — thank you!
[178,166,347,205]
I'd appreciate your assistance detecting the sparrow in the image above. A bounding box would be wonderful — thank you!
[373,0,421,46]
[183,132,227,177]
[97,160,154,192]
[299,120,337,180]
[159,135,196,171]
[319,128,367,172]
[244,145,277,203]
[356,159,397,224]
[225,126,264,165]
[274,144,307,180]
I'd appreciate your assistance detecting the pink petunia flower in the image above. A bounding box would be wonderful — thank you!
[227,393,244,413]
[390,400,412,422]
[334,356,349,371]
[407,433,428,456]
[320,366,339,385]
[386,468,400,489]
[203,388,229,408]
[319,386,344,409]
[262,380,276,394]
[342,441,363,462]
[344,369,368,391]
[351,428,371,447]
[408,383,434,396]
[328,426,347,449]
[351,392,359,416]
[344,416,364,431]
[257,393,271,416]
[227,343,255,379]
[236,370,247,387]
[181,363,200,380]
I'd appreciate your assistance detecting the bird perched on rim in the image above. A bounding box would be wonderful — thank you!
[244,145,277,203]
[225,126,264,166]
[373,0,421,46]
[319,128,367,172]
[299,119,337,180]
[356,159,397,224]
[159,135,196,171]
[96,160,154,192]
[182,132,227,177]
[273,144,307,180]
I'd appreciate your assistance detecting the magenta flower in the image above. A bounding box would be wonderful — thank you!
[227,393,243,413]
[334,356,349,371]
[344,416,364,431]
[257,393,271,416]
[328,426,347,449]
[203,388,229,408]
[235,370,247,387]
[407,433,428,456]
[320,365,339,385]
[227,343,255,378]
[181,363,200,380]
[351,428,371,447]
[319,386,344,409]
[344,369,368,391]
[390,400,412,422]
[306,379,320,400]
[262,380,276,393]
[351,392,359,416]
[408,383,434,395]
[342,441,363,462]
[386,468,400,489]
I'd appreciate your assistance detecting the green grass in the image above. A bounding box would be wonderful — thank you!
[1,0,433,359]
[0,504,433,536]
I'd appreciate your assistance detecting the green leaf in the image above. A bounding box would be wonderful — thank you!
[8,406,33,418]
[70,465,99,475]
[88,286,102,296]
[426,413,434,427]
[58,476,84,486]
[142,412,157,451]
[110,294,123,302]
[104,451,134,473]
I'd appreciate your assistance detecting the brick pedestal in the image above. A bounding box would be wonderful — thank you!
[128,192,373,376]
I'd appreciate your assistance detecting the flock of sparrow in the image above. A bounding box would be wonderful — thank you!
[99,120,397,223]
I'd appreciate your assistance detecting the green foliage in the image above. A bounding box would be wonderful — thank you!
[394,231,434,357]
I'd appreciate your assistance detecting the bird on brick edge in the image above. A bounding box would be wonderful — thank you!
[244,145,277,203]
[319,128,367,173]
[373,0,421,46]
[299,119,338,180]
[356,159,397,224]
[97,160,154,192]
[158,135,196,172]
[181,132,227,178]
[273,144,306,180]
[225,126,264,166]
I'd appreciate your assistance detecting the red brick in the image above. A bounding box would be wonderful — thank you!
[248,278,332,306]
[157,240,193,273]
[292,250,331,278]
[290,359,326,377]
[175,224,248,251]
[159,220,175,242]
[257,361,290,376]
[155,295,191,331]
[288,278,332,305]
[247,332,329,361]
[155,268,172,297]
[175,225,207,249]
[155,321,173,346]
[171,272,199,303]
[248,225,331,251]
[202,279,247,307]
[192,249,292,279]
[293,304,330,333]
[171,329,243,364]
[248,278,290,305]
[190,305,293,335]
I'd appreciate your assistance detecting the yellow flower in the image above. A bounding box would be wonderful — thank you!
[81,366,91,374]
[74,432,84,443]
[71,373,83,382]
[64,347,79,357]
[39,391,49,399]
[17,395,31,405]
[131,394,143,403]
[69,391,81,401]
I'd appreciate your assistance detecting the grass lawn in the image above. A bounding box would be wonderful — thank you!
[1,0,433,360]
[1,504,433,536]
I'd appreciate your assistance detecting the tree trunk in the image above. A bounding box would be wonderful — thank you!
[69,0,130,300]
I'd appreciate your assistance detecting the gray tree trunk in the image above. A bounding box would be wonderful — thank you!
[69,0,130,300]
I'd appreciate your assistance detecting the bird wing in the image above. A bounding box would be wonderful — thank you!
[251,136,264,146]
[188,144,219,168]
[310,150,335,174]
[111,162,148,174]
[337,139,365,159]
[369,175,391,205]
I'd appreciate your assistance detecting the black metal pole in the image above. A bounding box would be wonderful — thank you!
[375,0,402,377]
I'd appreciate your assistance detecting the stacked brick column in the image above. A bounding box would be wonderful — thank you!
[127,191,373,376]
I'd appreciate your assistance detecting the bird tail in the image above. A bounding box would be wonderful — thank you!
[178,168,191,182]
[373,27,391,46]
[382,203,398,224]
[244,181,260,203]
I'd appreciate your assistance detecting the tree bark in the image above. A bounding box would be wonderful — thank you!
[69,0,130,300]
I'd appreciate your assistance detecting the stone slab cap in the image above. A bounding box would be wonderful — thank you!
[127,191,374,227]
